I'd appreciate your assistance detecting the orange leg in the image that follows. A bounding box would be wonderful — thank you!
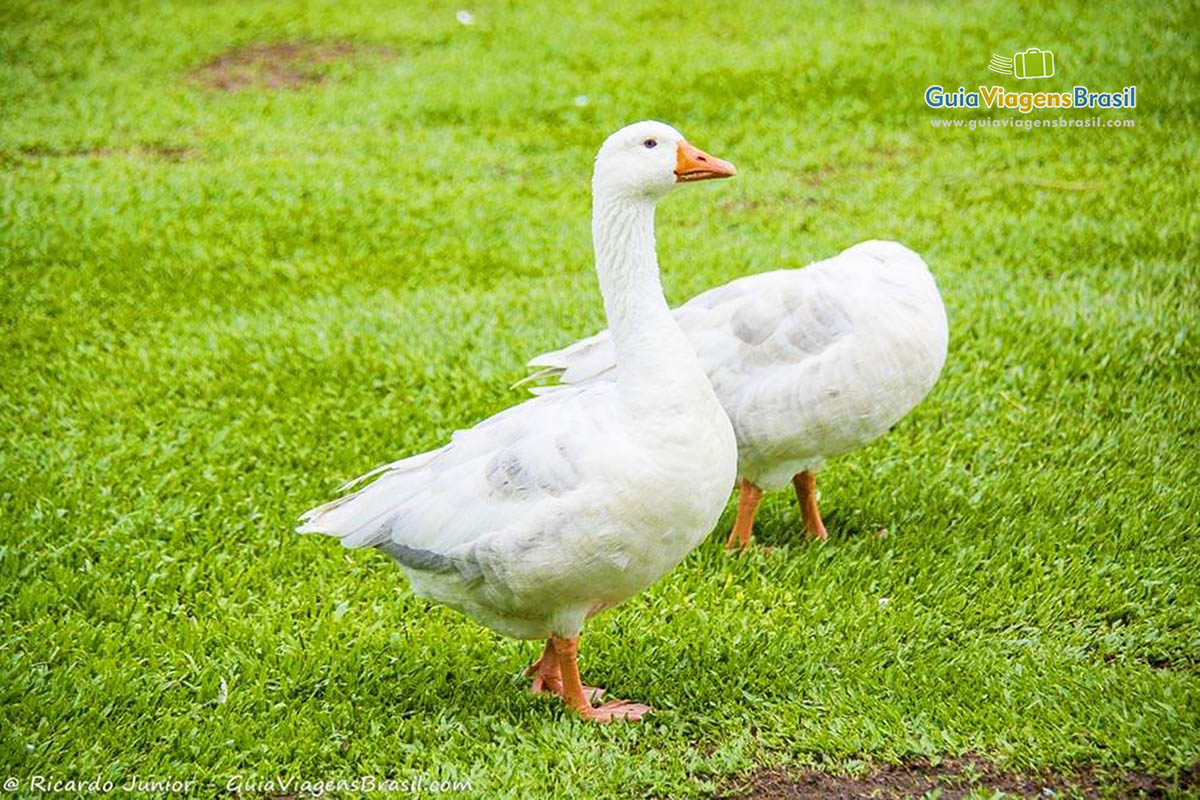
[550,635,651,723]
[792,469,828,540]
[724,479,764,550]
[525,640,603,703]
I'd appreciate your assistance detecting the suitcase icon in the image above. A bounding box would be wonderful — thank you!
[1013,48,1054,79]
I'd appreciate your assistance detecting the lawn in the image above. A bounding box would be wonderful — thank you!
[2,0,1198,797]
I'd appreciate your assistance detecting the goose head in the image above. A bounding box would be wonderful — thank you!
[593,120,737,201]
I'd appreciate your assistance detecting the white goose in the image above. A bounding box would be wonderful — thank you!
[300,121,739,722]
[527,241,948,549]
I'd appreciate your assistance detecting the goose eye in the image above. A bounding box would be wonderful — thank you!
[642,138,657,149]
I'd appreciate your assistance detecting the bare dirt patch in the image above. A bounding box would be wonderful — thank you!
[718,756,1198,799]
[190,39,394,92]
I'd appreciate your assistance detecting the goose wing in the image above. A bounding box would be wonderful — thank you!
[298,383,615,568]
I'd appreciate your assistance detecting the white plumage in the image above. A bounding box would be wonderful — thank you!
[527,240,948,545]
[300,379,732,639]
[299,121,739,721]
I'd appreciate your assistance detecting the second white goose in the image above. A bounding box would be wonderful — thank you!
[526,240,948,549]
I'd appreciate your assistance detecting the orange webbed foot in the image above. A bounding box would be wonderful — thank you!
[793,469,829,541]
[526,642,604,701]
[548,635,646,723]
[725,479,764,552]
[578,700,653,723]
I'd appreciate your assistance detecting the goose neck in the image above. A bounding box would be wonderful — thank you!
[590,192,697,390]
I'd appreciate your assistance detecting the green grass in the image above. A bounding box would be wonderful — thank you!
[2,0,1198,796]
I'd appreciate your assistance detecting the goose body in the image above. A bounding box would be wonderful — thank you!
[303,376,734,641]
[527,240,948,545]
[300,121,739,720]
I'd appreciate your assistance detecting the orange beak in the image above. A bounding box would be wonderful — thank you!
[675,141,737,182]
